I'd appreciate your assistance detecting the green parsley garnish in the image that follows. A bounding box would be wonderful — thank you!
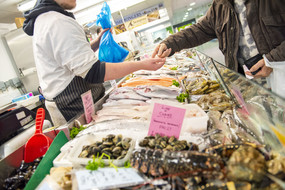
[176,93,189,102]
[172,80,180,87]
[70,125,86,139]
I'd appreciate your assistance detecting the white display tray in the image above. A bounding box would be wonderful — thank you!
[67,133,135,167]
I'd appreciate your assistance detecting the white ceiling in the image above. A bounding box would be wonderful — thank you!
[0,0,212,26]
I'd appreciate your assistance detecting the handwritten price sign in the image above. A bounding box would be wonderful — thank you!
[148,103,186,138]
[81,90,95,123]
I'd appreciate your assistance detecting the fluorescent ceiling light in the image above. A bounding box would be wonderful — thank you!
[190,2,196,6]
[17,0,36,12]
[188,8,193,11]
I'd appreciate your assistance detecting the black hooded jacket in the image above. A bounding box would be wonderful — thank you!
[23,0,74,36]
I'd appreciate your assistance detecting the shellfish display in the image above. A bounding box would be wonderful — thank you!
[78,134,132,160]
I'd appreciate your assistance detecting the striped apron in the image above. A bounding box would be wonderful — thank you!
[53,76,105,122]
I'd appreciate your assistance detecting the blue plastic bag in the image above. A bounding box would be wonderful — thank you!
[96,2,129,63]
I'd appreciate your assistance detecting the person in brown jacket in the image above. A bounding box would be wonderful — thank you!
[152,0,285,81]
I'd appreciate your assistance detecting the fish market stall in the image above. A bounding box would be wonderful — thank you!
[1,48,285,190]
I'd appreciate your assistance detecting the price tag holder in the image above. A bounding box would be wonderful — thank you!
[81,90,95,123]
[148,102,186,138]
[75,168,145,190]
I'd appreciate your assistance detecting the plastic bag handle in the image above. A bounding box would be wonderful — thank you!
[35,108,45,134]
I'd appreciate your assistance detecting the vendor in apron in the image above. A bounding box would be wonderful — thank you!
[23,0,167,126]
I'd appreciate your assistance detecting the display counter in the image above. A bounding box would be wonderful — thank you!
[1,48,284,190]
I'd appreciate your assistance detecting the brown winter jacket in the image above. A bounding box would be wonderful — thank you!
[162,0,285,71]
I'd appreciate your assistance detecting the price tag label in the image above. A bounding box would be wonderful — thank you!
[148,103,186,138]
[231,86,249,115]
[75,168,145,190]
[81,90,95,123]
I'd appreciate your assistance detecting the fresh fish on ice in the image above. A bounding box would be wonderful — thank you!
[103,99,149,107]
[134,85,180,99]
[121,76,179,87]
[93,115,134,123]
[109,86,135,94]
[76,119,150,138]
[95,106,151,120]
[108,87,149,101]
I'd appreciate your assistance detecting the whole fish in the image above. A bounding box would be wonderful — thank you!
[134,85,180,99]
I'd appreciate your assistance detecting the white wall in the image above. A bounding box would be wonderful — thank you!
[0,23,18,81]
[0,23,22,107]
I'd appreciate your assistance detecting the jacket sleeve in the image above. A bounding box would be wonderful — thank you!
[265,41,285,62]
[162,4,217,56]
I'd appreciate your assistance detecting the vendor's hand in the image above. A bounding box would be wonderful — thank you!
[97,28,109,39]
[151,43,172,58]
[245,58,273,78]
[141,57,166,71]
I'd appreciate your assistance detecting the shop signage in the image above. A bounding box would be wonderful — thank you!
[115,10,161,34]
[148,102,186,138]
[114,23,127,34]
[125,15,149,30]
[81,90,95,123]
[114,3,163,25]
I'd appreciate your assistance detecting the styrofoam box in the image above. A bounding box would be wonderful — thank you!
[53,151,73,167]
[181,104,209,134]
[67,133,135,167]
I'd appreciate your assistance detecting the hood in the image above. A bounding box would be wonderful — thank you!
[23,0,75,36]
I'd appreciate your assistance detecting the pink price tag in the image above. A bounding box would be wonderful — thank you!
[231,86,249,115]
[148,103,186,138]
[81,90,95,123]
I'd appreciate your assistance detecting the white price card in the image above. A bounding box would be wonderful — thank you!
[75,168,145,190]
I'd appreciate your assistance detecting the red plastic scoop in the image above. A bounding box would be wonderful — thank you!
[24,108,53,163]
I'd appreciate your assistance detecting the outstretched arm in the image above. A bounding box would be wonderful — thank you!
[104,58,166,81]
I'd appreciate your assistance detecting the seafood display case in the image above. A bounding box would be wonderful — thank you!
[196,50,285,154]
[1,48,285,189]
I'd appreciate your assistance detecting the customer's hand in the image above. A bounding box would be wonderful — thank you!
[141,57,166,71]
[152,43,172,58]
[245,59,273,78]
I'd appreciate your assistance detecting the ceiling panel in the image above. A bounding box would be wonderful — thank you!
[0,0,212,26]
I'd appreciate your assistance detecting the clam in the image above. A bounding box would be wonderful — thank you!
[168,136,176,143]
[123,137,132,143]
[122,140,130,150]
[139,139,149,147]
[90,146,101,156]
[113,134,122,144]
[103,141,114,146]
[102,147,112,152]
[148,139,155,148]
[79,150,89,158]
[106,134,115,141]
[112,147,122,154]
